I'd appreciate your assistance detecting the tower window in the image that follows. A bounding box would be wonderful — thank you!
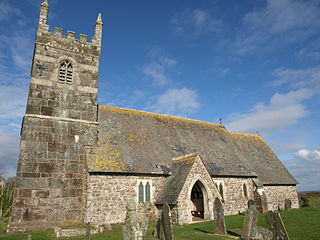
[59,60,73,84]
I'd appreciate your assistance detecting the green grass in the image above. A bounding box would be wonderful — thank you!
[1,208,319,240]
[309,196,320,208]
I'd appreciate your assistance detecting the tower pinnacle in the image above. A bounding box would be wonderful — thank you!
[94,13,103,45]
[39,0,49,26]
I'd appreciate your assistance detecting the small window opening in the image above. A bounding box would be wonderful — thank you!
[138,182,144,203]
[243,183,248,199]
[219,183,224,199]
[145,182,151,203]
[59,60,73,84]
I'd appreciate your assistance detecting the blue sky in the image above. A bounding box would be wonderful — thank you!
[0,0,319,191]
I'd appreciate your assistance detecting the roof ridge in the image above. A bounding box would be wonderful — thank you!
[99,105,225,128]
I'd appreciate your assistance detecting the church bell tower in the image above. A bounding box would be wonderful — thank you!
[8,0,103,232]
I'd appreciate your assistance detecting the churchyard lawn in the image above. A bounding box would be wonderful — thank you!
[0,208,319,240]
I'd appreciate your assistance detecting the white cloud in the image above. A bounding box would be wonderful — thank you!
[295,147,320,163]
[142,53,177,87]
[148,87,200,116]
[171,9,224,36]
[0,128,19,177]
[226,88,314,133]
[272,65,320,89]
[0,85,27,121]
[244,0,320,34]
[235,0,320,54]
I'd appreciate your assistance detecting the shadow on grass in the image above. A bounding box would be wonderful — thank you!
[227,230,241,237]
[194,227,212,234]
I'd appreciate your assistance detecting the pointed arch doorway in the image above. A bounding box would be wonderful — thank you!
[190,180,210,220]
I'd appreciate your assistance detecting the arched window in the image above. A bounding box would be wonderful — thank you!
[59,59,73,83]
[219,183,224,199]
[145,182,151,203]
[243,183,248,199]
[138,182,144,203]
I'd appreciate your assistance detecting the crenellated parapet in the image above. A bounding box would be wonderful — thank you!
[36,0,103,53]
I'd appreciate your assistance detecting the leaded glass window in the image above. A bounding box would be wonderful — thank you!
[145,182,151,203]
[138,182,144,203]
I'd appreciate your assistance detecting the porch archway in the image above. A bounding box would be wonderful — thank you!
[190,180,210,220]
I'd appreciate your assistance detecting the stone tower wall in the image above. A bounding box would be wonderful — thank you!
[8,0,102,233]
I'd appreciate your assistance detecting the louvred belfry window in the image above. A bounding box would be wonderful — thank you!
[59,60,73,83]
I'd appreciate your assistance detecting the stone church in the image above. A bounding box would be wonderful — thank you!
[8,0,299,233]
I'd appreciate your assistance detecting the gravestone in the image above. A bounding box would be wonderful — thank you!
[254,191,268,213]
[213,198,226,235]
[162,203,174,240]
[27,235,32,240]
[266,212,290,240]
[154,213,165,239]
[241,205,272,240]
[284,199,292,211]
[241,205,259,240]
[248,199,255,208]
[85,223,91,240]
[122,201,147,240]
[251,226,273,240]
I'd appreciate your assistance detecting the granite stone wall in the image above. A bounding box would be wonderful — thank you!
[8,3,101,232]
[212,177,255,216]
[263,185,299,211]
[8,118,97,233]
[86,174,166,225]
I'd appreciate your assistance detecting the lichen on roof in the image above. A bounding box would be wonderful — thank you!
[99,105,224,129]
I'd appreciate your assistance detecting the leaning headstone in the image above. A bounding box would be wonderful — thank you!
[154,212,164,239]
[260,192,268,213]
[241,204,273,240]
[284,199,292,211]
[122,201,143,240]
[248,199,255,208]
[241,204,259,240]
[213,198,226,235]
[161,203,174,240]
[266,212,290,240]
[85,223,91,240]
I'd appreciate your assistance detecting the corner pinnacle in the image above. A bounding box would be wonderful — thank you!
[41,0,48,6]
[96,13,102,23]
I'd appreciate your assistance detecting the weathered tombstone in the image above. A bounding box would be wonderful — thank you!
[213,198,226,235]
[161,203,174,240]
[284,199,292,211]
[251,226,273,240]
[85,223,91,240]
[241,204,273,240]
[248,199,255,208]
[266,212,290,240]
[254,191,268,213]
[122,201,148,240]
[154,212,164,239]
[123,201,142,240]
[27,235,32,240]
[241,204,259,240]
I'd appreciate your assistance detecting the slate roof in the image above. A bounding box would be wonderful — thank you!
[156,155,197,204]
[230,133,298,185]
[86,105,298,185]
